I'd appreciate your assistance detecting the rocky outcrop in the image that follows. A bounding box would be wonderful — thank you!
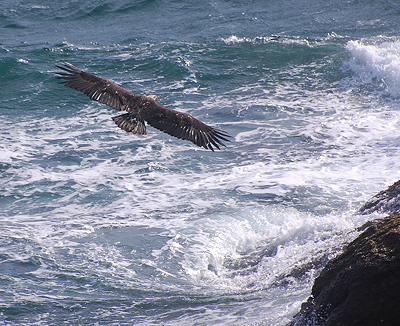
[288,214,400,326]
[359,180,400,215]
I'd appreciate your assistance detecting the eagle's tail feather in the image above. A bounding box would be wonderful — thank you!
[112,113,147,135]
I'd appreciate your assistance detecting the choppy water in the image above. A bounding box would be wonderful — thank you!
[2,1,400,325]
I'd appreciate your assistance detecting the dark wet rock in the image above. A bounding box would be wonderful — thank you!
[288,214,400,326]
[359,180,400,215]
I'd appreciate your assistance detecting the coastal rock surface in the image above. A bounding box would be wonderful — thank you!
[288,214,400,326]
[359,180,400,215]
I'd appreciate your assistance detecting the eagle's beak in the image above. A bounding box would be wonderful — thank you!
[147,94,158,100]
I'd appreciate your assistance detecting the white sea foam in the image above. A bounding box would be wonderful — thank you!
[219,35,311,46]
[346,39,400,96]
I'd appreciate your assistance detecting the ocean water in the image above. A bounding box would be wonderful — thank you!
[1,1,400,325]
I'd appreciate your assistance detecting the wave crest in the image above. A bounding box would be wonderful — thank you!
[346,39,400,96]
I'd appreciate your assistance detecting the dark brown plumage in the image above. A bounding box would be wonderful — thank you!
[55,62,230,151]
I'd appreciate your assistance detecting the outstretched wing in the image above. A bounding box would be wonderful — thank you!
[144,104,231,151]
[55,62,135,111]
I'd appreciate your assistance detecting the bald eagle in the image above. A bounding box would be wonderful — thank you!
[55,62,230,151]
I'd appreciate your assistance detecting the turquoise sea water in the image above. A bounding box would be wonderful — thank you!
[2,1,400,325]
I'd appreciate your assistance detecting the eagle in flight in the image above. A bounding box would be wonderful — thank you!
[55,62,230,151]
